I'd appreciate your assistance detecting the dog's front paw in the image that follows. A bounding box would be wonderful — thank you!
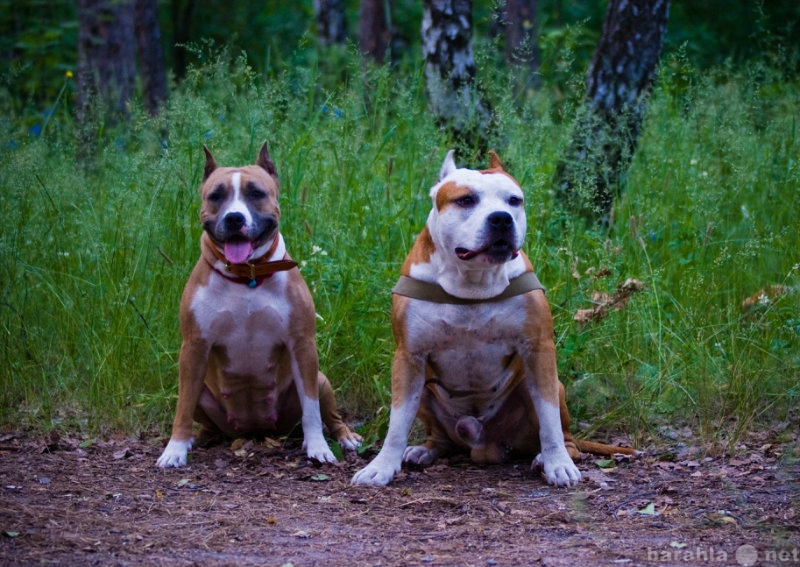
[402,444,439,466]
[351,457,399,487]
[156,439,193,468]
[304,438,338,463]
[533,451,582,487]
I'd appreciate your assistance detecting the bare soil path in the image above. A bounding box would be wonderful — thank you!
[1,428,798,567]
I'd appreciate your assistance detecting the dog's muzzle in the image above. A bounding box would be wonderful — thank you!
[223,212,247,234]
[455,212,519,263]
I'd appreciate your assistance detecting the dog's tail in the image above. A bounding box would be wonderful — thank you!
[573,439,638,456]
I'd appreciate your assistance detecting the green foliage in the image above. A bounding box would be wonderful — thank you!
[527,59,800,448]
[4,0,799,116]
[0,0,78,107]
[0,44,798,453]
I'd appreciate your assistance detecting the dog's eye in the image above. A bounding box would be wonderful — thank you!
[246,182,268,200]
[509,196,523,207]
[208,188,225,203]
[455,195,477,208]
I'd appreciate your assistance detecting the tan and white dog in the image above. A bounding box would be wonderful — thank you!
[157,142,360,468]
[352,150,632,487]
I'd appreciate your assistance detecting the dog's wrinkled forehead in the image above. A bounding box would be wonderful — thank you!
[201,165,279,199]
[431,168,523,214]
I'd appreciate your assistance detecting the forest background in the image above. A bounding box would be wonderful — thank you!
[0,0,798,454]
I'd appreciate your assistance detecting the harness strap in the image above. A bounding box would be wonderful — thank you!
[391,271,544,305]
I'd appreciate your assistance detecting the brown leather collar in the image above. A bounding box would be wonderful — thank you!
[201,233,298,288]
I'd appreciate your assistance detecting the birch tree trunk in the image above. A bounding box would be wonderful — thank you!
[555,0,669,222]
[422,0,494,155]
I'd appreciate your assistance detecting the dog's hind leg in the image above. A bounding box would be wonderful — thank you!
[318,372,362,451]
[194,383,237,437]
[403,396,456,466]
[573,439,637,456]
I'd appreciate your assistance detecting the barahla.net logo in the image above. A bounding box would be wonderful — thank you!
[646,544,800,565]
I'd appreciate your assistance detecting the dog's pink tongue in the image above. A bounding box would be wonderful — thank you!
[223,241,254,264]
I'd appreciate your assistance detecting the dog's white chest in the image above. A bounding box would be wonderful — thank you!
[405,298,527,393]
[191,272,291,372]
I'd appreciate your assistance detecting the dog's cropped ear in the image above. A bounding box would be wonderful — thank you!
[488,150,505,171]
[202,145,217,181]
[256,141,278,178]
[438,149,457,181]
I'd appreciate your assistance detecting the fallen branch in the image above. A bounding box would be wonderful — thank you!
[574,278,647,327]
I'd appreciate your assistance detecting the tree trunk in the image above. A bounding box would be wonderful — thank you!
[503,0,541,90]
[77,0,137,121]
[170,0,196,80]
[76,0,137,159]
[421,0,494,156]
[314,0,348,47]
[359,0,391,63]
[134,0,168,115]
[555,0,669,222]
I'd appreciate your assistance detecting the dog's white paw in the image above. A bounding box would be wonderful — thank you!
[351,457,399,486]
[304,438,337,463]
[156,439,193,468]
[532,450,582,487]
[402,445,440,466]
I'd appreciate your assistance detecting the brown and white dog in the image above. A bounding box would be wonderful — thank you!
[352,150,633,487]
[157,142,361,468]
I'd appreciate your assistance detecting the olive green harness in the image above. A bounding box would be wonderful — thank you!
[391,271,544,304]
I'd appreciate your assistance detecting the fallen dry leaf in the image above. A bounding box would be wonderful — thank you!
[741,284,787,311]
[112,448,131,460]
[574,278,647,326]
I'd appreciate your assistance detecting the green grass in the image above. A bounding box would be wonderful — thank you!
[1,48,797,450]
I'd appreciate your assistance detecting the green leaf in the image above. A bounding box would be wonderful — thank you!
[638,502,657,516]
[595,459,616,469]
[310,473,329,482]
[329,440,343,461]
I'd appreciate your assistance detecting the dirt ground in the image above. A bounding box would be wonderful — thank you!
[1,424,798,567]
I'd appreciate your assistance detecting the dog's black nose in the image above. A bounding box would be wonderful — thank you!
[223,213,246,231]
[487,211,513,230]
